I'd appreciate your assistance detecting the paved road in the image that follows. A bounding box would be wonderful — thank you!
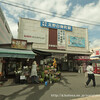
[0,72,100,100]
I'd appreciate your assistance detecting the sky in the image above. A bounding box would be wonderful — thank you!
[0,0,100,49]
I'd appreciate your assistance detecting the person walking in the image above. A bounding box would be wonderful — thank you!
[85,62,96,87]
[30,61,39,84]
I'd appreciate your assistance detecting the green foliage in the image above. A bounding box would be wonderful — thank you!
[48,63,52,66]
[41,72,45,78]
[38,65,43,71]
[53,78,60,82]
[56,71,61,73]
[45,67,48,70]
[39,78,44,82]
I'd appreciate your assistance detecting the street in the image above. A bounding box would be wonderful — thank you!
[0,72,100,100]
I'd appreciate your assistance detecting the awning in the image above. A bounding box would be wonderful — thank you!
[0,48,35,59]
[32,49,51,56]
[90,56,100,60]
[32,48,91,55]
[32,48,67,54]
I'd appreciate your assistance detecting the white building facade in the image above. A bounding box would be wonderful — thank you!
[0,7,12,44]
[18,18,91,72]
[0,7,12,76]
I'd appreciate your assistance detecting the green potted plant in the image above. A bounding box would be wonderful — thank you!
[39,78,44,83]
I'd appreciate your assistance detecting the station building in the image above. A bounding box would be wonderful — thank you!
[18,18,91,72]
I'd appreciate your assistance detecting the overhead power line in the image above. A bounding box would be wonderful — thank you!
[0,1,100,26]
[3,0,100,24]
[0,0,97,24]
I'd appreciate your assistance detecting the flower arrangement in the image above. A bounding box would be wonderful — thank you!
[39,78,44,83]
[44,70,48,74]
[53,58,57,68]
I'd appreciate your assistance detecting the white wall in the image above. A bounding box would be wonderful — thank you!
[18,18,89,53]
[66,26,89,52]
[18,18,48,49]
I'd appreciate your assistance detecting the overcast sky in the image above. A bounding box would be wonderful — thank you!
[0,0,100,48]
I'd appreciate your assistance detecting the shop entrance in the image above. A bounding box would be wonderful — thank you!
[68,61,74,71]
[67,54,90,73]
[3,58,33,79]
[3,58,20,78]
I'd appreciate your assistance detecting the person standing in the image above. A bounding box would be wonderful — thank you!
[85,63,96,87]
[30,61,39,84]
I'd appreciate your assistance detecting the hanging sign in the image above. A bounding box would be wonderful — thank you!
[57,29,66,49]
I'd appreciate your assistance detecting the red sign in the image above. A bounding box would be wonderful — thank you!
[96,50,99,55]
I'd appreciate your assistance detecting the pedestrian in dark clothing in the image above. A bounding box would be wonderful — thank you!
[85,63,96,87]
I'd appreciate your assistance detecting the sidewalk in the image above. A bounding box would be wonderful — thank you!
[94,74,100,76]
[0,72,100,100]
[73,95,100,100]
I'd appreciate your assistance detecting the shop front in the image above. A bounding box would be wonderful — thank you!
[0,48,62,85]
[0,48,35,83]
[18,18,91,74]
[32,48,91,73]
[32,48,68,71]
[67,54,91,73]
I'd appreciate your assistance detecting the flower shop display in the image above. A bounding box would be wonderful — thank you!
[38,64,61,84]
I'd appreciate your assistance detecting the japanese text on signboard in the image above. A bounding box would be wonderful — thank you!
[11,39,27,49]
[40,21,72,31]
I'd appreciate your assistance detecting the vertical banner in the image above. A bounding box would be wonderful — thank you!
[57,29,66,49]
[49,28,57,50]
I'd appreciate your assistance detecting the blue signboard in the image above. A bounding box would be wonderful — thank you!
[68,36,85,48]
[40,21,72,31]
